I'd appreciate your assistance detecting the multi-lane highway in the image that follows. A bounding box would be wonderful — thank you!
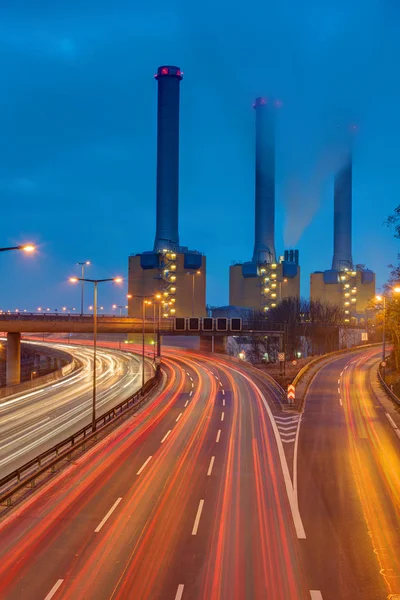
[299,347,400,599]
[0,345,400,599]
[0,342,153,479]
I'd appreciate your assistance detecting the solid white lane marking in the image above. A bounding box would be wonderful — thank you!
[237,370,306,539]
[176,412,183,422]
[192,499,204,535]
[310,592,323,600]
[207,456,215,476]
[386,413,397,429]
[189,391,193,396]
[184,400,189,407]
[222,398,225,406]
[175,584,185,600]
[221,412,225,422]
[44,579,64,600]
[95,498,122,533]
[136,456,152,475]
[216,429,221,443]
[161,430,171,444]
[339,397,343,406]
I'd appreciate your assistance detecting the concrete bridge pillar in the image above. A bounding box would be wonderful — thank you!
[6,332,21,386]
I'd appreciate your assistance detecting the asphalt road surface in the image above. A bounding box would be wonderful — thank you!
[0,345,399,599]
[0,342,153,479]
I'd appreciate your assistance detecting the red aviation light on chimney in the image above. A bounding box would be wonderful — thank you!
[161,67,169,75]
[155,66,183,80]
[253,97,268,108]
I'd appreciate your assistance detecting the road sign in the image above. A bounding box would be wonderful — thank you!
[381,361,387,368]
[361,332,368,341]
[278,352,285,362]
[292,360,297,366]
[287,384,295,403]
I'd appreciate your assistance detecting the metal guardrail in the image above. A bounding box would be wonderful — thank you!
[0,368,162,509]
[378,366,400,407]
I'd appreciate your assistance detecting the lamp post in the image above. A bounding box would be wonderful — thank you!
[76,261,91,316]
[0,244,35,253]
[187,270,201,317]
[112,304,128,316]
[70,276,122,432]
[376,286,400,379]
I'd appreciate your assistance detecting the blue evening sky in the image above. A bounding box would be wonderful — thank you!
[0,0,398,311]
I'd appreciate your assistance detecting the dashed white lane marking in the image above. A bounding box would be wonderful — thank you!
[176,412,183,422]
[161,430,171,444]
[189,391,193,396]
[222,389,225,396]
[191,382,194,388]
[340,371,343,376]
[221,412,225,422]
[219,381,223,386]
[344,365,348,370]
[207,456,215,476]
[222,398,225,406]
[339,397,343,406]
[174,584,185,600]
[136,456,152,475]
[189,376,193,381]
[310,592,323,599]
[184,400,189,407]
[192,499,205,535]
[396,429,400,440]
[386,413,397,429]
[216,429,221,443]
[95,498,122,533]
[44,579,64,600]
[337,378,340,384]
[337,387,340,394]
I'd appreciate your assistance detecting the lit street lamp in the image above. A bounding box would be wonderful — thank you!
[76,261,91,316]
[376,286,400,377]
[70,276,123,431]
[0,244,35,253]
[112,304,128,316]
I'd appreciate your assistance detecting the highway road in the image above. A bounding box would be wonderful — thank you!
[0,349,310,599]
[0,345,399,598]
[299,347,400,599]
[0,342,153,479]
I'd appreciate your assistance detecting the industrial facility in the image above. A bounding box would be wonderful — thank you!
[128,66,206,318]
[229,97,300,311]
[310,144,375,320]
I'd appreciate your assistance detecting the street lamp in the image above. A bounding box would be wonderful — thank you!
[76,261,91,316]
[70,276,123,432]
[187,270,201,317]
[112,304,128,316]
[0,244,36,253]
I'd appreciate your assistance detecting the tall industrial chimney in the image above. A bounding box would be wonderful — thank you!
[153,66,183,252]
[331,152,353,271]
[252,97,276,264]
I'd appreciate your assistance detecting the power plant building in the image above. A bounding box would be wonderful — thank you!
[230,97,300,311]
[128,66,207,318]
[310,147,375,320]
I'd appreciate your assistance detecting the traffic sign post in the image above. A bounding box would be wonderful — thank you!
[287,384,295,404]
[278,352,285,362]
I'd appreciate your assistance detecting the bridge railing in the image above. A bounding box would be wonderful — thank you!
[0,367,162,511]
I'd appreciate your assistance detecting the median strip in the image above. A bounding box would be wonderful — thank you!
[192,499,204,535]
[95,497,122,533]
[136,456,152,475]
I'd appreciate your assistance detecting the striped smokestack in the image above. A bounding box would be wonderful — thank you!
[252,97,276,265]
[153,66,183,252]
